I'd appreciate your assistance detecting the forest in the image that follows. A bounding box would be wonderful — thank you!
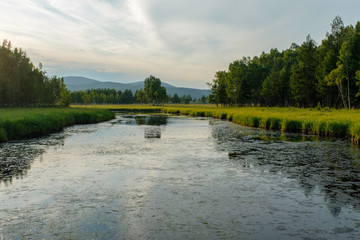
[0,40,71,107]
[208,16,360,108]
[70,88,205,105]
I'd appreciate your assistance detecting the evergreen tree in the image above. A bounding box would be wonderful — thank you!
[290,35,318,107]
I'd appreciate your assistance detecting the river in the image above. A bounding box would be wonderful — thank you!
[1,114,360,239]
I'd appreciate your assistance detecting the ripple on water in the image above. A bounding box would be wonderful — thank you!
[1,115,360,239]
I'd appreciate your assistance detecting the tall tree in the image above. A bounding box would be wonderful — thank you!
[326,22,360,108]
[208,71,228,106]
[144,75,167,105]
[226,57,251,105]
[318,16,350,107]
[290,35,319,107]
[121,89,134,104]
[261,49,286,106]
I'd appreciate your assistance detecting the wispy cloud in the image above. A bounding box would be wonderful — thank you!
[0,0,359,88]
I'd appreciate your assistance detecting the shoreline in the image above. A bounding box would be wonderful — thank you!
[73,104,360,145]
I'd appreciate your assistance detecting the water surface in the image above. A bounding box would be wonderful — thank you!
[1,115,360,239]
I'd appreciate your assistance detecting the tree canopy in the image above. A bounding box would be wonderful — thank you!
[144,75,167,105]
[0,40,71,107]
[208,16,360,108]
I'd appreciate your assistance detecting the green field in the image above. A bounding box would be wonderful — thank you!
[73,104,360,144]
[0,108,115,142]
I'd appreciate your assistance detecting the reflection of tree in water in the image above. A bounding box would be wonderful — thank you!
[117,115,168,126]
[210,120,360,216]
[135,115,168,126]
[134,115,167,139]
[0,136,65,185]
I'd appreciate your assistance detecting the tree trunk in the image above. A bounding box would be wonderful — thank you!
[338,83,346,109]
[346,66,351,109]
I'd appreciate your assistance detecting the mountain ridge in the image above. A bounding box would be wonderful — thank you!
[64,76,210,99]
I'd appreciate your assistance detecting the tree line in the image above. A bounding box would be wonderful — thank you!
[71,89,136,104]
[0,40,71,107]
[70,75,208,105]
[208,16,360,108]
[71,88,208,104]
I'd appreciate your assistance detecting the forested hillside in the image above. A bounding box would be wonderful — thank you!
[209,16,360,108]
[0,40,71,107]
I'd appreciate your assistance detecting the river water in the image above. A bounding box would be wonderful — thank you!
[1,115,360,239]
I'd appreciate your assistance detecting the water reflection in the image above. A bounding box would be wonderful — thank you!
[211,120,360,216]
[0,135,65,185]
[1,116,360,239]
[135,115,168,126]
[114,115,168,139]
[114,115,168,126]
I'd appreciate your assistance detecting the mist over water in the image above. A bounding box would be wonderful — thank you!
[1,115,360,239]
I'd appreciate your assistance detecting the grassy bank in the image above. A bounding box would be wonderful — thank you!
[166,106,360,144]
[0,108,115,142]
[73,104,360,144]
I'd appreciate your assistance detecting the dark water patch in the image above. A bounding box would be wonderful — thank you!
[144,127,162,138]
[0,135,66,185]
[211,120,360,216]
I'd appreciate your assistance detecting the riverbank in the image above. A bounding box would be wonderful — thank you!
[0,108,115,142]
[73,104,360,144]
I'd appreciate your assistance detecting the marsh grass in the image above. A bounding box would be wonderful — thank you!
[78,104,360,144]
[0,108,115,142]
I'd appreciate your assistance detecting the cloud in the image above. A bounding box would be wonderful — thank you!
[0,0,360,88]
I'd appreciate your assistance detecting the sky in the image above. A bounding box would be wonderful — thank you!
[0,0,360,89]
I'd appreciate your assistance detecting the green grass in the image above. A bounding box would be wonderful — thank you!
[73,104,360,144]
[7,104,359,144]
[0,108,115,142]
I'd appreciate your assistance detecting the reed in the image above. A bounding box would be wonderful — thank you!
[70,104,360,144]
[0,108,115,142]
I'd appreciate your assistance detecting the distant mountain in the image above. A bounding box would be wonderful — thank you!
[63,76,99,86]
[64,76,210,99]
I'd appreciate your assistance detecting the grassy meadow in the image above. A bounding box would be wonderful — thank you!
[73,104,360,144]
[0,108,115,142]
